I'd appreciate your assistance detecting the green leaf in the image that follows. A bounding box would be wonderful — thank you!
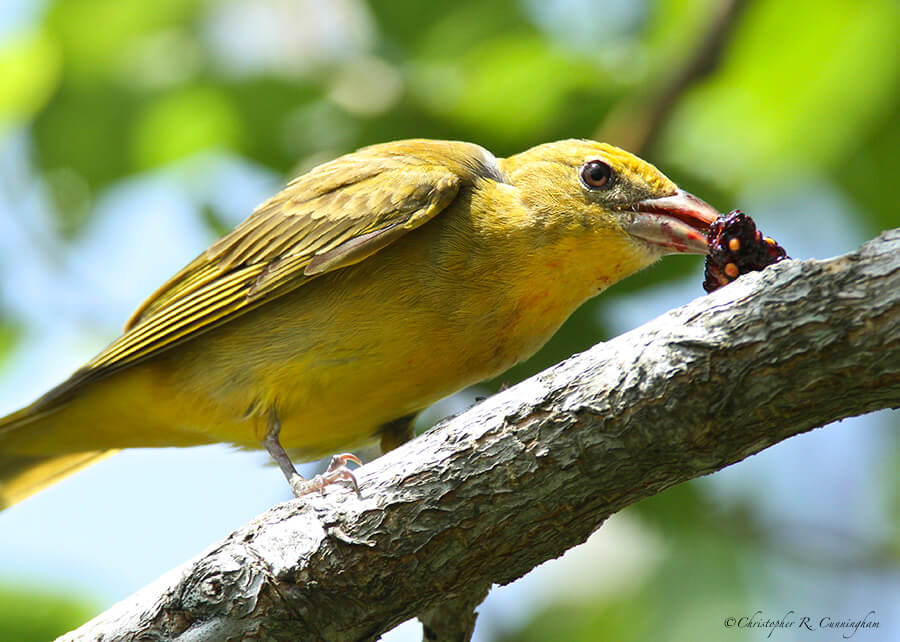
[46,0,202,81]
[659,0,900,189]
[412,35,596,142]
[837,107,900,232]
[0,585,97,642]
[132,86,242,169]
[0,318,22,373]
[0,30,62,130]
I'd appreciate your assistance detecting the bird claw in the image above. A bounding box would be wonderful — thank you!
[290,453,363,498]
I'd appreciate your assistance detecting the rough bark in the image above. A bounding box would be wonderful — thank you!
[61,229,900,641]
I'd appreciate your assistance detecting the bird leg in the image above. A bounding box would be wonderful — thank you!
[378,412,418,453]
[262,412,362,498]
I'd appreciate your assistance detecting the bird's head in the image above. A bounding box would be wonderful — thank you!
[499,139,718,259]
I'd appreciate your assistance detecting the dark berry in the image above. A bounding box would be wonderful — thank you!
[703,210,788,293]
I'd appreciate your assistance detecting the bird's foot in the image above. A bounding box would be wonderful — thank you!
[289,453,363,498]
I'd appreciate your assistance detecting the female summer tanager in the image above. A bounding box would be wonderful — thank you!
[0,139,717,508]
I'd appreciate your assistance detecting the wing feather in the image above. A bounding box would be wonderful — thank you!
[77,140,500,384]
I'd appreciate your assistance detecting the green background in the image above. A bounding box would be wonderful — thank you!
[0,0,897,639]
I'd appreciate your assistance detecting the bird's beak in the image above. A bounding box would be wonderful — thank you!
[624,189,720,255]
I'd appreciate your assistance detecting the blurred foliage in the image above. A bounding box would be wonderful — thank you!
[3,0,895,237]
[0,584,97,641]
[0,0,898,639]
[660,0,900,226]
[499,487,756,642]
[0,319,21,373]
[0,29,60,126]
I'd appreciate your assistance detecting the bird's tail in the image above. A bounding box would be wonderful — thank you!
[0,405,117,509]
[0,450,116,509]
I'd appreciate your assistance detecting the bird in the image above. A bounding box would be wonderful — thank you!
[0,138,718,508]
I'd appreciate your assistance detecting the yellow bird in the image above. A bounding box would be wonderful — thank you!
[0,139,717,508]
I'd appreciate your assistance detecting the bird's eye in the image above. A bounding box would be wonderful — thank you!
[580,160,613,190]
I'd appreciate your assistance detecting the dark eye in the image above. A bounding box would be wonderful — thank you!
[580,160,613,190]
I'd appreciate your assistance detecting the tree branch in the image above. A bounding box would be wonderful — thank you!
[62,230,900,641]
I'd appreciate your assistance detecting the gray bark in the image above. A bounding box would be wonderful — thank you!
[61,229,900,642]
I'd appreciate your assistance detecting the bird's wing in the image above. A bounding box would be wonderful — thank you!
[79,143,478,379]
